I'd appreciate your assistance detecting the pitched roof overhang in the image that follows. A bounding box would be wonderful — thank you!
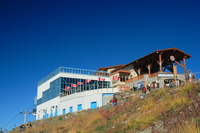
[111,48,192,74]
[98,64,124,71]
[111,70,131,76]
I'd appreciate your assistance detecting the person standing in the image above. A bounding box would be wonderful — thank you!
[111,95,118,106]
[142,85,147,98]
[147,83,151,91]
[132,83,136,91]
[20,124,24,132]
[164,80,170,87]
[187,70,194,82]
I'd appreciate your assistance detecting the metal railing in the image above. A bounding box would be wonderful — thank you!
[125,75,144,84]
[38,67,110,86]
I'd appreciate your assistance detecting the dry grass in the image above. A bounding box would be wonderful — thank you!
[126,83,199,132]
[10,82,200,133]
[171,119,200,133]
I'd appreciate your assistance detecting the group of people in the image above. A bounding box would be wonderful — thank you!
[20,123,32,132]
[109,84,148,106]
[110,70,196,103]
[131,83,159,92]
[110,74,196,104]
[132,84,148,98]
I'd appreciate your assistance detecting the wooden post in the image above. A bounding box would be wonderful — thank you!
[137,69,141,76]
[173,65,177,86]
[183,57,187,81]
[159,54,162,72]
[175,60,187,82]
[147,65,151,76]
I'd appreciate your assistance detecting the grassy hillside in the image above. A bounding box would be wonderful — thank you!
[10,82,200,133]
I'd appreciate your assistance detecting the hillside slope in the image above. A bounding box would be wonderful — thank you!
[10,82,200,133]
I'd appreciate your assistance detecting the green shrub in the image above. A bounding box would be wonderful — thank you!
[95,125,108,132]
[76,130,82,133]
[58,116,63,120]
[91,118,99,124]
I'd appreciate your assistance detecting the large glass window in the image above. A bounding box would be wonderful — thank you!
[37,77,111,105]
[61,77,110,96]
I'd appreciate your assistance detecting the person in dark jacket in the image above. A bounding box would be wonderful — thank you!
[132,83,137,91]
[20,124,24,132]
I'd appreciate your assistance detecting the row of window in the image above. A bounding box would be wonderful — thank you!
[37,77,110,105]
[62,101,97,114]
[38,67,109,86]
[60,67,109,76]
[40,101,97,119]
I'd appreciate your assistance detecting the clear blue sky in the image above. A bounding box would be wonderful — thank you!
[0,0,200,131]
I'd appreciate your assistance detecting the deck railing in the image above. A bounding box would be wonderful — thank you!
[38,67,110,86]
[124,72,162,84]
[125,75,144,84]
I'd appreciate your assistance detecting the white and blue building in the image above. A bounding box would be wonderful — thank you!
[36,67,118,120]
[36,48,192,120]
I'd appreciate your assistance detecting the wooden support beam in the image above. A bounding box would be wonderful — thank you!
[183,57,187,81]
[174,61,184,68]
[146,65,151,75]
[173,65,177,86]
[137,69,141,76]
[175,59,188,81]
[159,54,162,72]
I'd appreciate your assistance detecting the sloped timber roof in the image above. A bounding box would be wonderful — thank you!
[98,64,124,71]
[111,48,192,74]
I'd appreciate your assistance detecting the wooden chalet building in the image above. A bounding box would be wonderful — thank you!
[98,48,192,91]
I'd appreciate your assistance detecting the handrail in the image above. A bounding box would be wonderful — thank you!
[38,67,110,86]
[125,72,160,84]
[149,72,159,78]
[125,75,144,84]
[125,72,185,84]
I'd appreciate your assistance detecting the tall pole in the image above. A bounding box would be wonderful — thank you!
[183,57,187,81]
[24,113,27,124]
[20,109,32,124]
[159,54,162,72]
[173,65,177,86]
